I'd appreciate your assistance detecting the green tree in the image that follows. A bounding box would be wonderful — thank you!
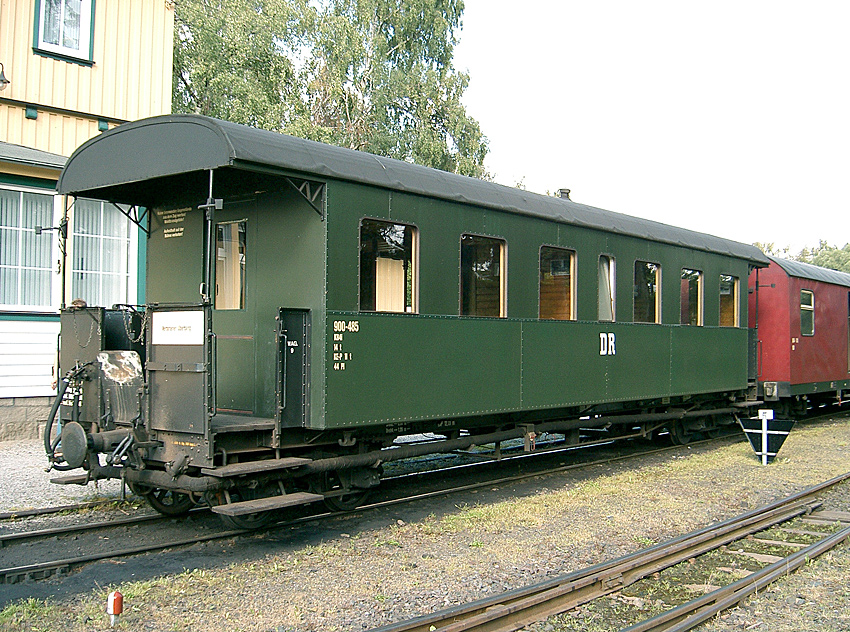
[173,0,307,130]
[172,0,489,177]
[752,242,791,259]
[795,241,850,274]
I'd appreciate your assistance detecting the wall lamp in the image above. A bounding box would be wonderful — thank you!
[0,63,9,91]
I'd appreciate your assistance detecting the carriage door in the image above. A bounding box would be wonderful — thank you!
[277,308,311,429]
[147,305,211,437]
[212,209,256,415]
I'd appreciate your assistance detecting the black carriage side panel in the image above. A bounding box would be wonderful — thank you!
[146,307,210,438]
[278,308,311,429]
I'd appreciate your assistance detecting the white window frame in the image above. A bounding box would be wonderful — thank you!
[0,185,63,313]
[800,289,814,337]
[34,0,95,62]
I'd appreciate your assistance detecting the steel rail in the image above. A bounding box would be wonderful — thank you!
[1,436,702,549]
[0,500,117,521]
[0,435,736,585]
[0,507,208,547]
[366,471,850,632]
[621,521,850,632]
[0,527,244,584]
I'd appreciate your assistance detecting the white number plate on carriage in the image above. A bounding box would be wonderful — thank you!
[151,311,205,345]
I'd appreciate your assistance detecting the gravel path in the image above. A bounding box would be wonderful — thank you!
[1,414,849,632]
[0,439,123,512]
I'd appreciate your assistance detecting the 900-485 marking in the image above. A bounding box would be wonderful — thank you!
[331,321,359,370]
[333,320,360,333]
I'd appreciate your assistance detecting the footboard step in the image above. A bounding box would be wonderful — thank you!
[201,457,312,477]
[49,475,90,485]
[210,492,325,516]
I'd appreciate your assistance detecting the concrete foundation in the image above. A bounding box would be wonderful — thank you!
[0,397,51,442]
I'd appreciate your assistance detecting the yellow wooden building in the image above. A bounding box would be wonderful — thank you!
[0,0,174,438]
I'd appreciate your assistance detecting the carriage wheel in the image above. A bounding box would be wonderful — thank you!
[310,470,370,512]
[669,421,696,445]
[213,486,278,530]
[130,484,195,516]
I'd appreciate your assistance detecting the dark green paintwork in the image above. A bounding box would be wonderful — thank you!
[319,177,753,430]
[147,188,326,422]
[141,173,754,434]
[324,314,748,427]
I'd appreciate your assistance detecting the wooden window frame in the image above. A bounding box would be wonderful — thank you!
[460,233,506,318]
[680,268,703,326]
[358,218,418,314]
[539,246,575,320]
[719,274,739,327]
[634,260,661,324]
[598,254,616,322]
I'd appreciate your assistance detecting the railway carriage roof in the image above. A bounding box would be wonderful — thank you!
[769,256,850,287]
[59,114,768,264]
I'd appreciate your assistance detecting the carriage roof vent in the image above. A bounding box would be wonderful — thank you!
[558,188,571,200]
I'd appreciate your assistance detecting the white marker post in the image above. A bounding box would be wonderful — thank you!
[739,409,795,465]
[107,590,123,627]
[758,408,772,465]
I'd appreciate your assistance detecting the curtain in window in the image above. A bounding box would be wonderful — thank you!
[598,256,615,321]
[0,190,54,308]
[43,0,82,50]
[71,200,131,307]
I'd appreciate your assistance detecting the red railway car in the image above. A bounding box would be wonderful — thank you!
[749,256,850,415]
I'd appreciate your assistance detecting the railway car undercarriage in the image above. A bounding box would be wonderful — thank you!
[45,306,750,528]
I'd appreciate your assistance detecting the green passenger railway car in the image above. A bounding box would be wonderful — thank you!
[47,115,769,526]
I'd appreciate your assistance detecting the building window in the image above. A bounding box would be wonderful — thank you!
[359,219,417,313]
[598,255,615,321]
[539,246,574,320]
[460,234,505,317]
[0,189,56,310]
[70,199,135,308]
[680,268,703,325]
[800,290,814,336]
[634,260,660,323]
[719,274,739,327]
[35,0,95,62]
[215,221,246,310]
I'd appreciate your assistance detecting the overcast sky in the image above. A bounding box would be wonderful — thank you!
[452,1,849,253]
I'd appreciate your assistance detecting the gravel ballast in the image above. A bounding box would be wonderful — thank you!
[1,415,849,632]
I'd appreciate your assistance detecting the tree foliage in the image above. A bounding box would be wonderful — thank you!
[753,240,850,274]
[795,241,850,274]
[172,0,488,177]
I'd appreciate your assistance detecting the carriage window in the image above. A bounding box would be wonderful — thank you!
[539,247,575,320]
[680,268,703,325]
[359,219,417,313]
[719,274,739,327]
[634,260,660,323]
[461,234,505,317]
[800,290,814,336]
[598,255,615,321]
[215,221,246,310]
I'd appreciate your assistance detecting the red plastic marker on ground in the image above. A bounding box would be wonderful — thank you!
[107,590,123,627]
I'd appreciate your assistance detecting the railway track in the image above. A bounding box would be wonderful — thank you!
[0,433,740,586]
[364,472,850,632]
[1,412,843,590]
[3,406,840,526]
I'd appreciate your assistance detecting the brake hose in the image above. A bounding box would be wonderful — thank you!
[44,363,91,469]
